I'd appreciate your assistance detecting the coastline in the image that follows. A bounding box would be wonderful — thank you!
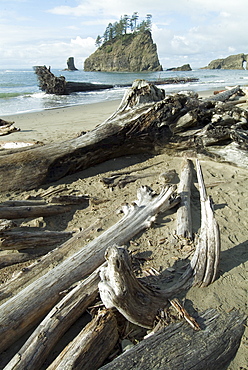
[0,99,121,145]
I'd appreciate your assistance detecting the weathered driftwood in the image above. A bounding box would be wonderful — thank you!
[0,81,248,193]
[100,309,246,370]
[191,159,220,286]
[0,219,16,231]
[4,266,102,370]
[0,252,43,269]
[99,160,220,328]
[0,229,72,250]
[0,81,171,192]
[47,309,119,370]
[0,185,178,352]
[0,119,20,136]
[34,66,114,94]
[0,204,72,219]
[176,158,193,239]
[204,85,243,102]
[0,219,102,302]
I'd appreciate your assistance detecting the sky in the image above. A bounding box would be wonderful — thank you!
[1,0,248,70]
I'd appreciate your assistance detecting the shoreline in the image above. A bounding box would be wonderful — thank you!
[0,99,122,145]
[0,87,245,146]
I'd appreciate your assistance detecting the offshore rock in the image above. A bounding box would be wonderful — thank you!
[203,53,248,70]
[84,30,163,72]
[166,64,192,71]
[65,57,78,71]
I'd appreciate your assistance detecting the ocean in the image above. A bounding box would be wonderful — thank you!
[1,68,248,116]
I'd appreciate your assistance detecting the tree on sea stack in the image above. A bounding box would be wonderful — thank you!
[84,13,163,72]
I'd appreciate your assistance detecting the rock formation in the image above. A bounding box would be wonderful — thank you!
[84,30,162,72]
[64,57,78,71]
[203,53,248,70]
[166,64,192,71]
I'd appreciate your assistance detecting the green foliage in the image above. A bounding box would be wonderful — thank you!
[95,12,152,47]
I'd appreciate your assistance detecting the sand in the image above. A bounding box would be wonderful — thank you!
[0,95,247,369]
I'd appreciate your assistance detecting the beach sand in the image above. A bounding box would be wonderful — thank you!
[0,95,247,369]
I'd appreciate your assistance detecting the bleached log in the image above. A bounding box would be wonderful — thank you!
[0,230,72,250]
[203,85,243,102]
[0,219,102,302]
[4,266,102,370]
[47,309,119,370]
[0,185,179,352]
[176,158,193,239]
[191,159,220,286]
[0,204,72,220]
[100,309,246,370]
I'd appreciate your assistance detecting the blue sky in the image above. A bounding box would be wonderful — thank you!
[1,0,248,69]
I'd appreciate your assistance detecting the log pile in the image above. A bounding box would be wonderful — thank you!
[0,158,245,369]
[0,80,247,368]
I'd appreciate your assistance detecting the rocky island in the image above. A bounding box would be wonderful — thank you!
[203,53,248,69]
[84,14,162,72]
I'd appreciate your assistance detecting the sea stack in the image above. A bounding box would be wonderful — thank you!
[65,57,78,71]
[84,30,162,72]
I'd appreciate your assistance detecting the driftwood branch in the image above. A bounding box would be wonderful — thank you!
[47,309,119,370]
[176,158,193,239]
[4,266,102,370]
[100,309,246,370]
[0,184,178,352]
[191,159,221,286]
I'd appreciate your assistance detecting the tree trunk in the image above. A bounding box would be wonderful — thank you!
[0,184,178,353]
[47,309,119,370]
[0,252,43,269]
[100,309,246,370]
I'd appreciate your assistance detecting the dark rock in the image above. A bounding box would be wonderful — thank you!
[65,57,78,71]
[166,64,192,71]
[84,30,163,72]
[203,53,248,70]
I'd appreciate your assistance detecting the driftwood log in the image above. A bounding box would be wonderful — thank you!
[99,160,220,328]
[176,158,193,239]
[4,266,102,370]
[0,184,179,352]
[100,308,246,370]
[0,219,102,302]
[34,66,199,95]
[0,229,72,250]
[1,80,247,193]
[47,309,119,370]
[0,118,20,136]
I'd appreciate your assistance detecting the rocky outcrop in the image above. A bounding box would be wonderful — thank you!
[166,64,192,71]
[84,30,162,72]
[203,53,248,70]
[64,57,78,71]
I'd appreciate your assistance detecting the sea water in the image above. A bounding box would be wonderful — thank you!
[0,68,248,116]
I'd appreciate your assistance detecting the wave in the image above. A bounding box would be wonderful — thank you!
[0,92,33,99]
